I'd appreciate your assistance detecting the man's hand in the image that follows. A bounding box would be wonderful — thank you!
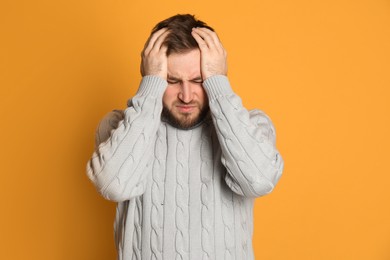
[191,27,228,80]
[140,28,169,79]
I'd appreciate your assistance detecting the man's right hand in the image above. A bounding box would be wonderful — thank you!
[140,28,170,80]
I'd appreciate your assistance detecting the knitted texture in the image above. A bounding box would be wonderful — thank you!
[175,130,191,260]
[150,125,166,260]
[200,124,214,260]
[87,75,284,260]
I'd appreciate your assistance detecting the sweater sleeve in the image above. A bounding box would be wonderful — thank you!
[203,75,284,198]
[87,76,167,202]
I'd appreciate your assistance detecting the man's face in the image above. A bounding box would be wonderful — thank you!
[162,49,209,129]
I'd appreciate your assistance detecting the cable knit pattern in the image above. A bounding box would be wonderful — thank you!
[133,197,142,260]
[87,75,284,260]
[150,125,166,260]
[87,76,167,202]
[237,196,248,260]
[200,124,214,259]
[221,185,235,260]
[203,75,283,198]
[175,130,190,260]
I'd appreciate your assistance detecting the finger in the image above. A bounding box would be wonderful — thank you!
[192,28,216,50]
[203,28,225,51]
[151,29,170,53]
[143,28,168,55]
[191,29,208,50]
[194,27,223,51]
[197,28,226,55]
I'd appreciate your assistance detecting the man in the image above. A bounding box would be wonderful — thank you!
[87,14,283,260]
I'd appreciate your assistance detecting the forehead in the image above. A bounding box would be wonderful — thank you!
[167,49,201,78]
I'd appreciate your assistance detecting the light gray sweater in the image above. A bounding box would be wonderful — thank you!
[87,75,283,260]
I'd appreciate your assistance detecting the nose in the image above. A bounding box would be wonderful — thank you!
[178,82,193,103]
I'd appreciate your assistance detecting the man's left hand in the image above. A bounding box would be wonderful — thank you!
[191,27,228,80]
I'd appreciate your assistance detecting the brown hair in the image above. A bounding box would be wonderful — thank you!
[151,14,214,55]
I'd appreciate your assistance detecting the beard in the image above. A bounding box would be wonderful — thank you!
[162,102,209,130]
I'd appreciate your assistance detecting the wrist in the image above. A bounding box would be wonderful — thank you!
[137,76,168,97]
[202,75,233,101]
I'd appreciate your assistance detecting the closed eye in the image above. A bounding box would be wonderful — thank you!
[167,80,179,84]
[191,77,203,84]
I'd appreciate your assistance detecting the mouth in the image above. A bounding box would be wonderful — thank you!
[176,105,196,113]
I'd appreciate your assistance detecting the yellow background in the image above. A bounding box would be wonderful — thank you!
[1,0,389,259]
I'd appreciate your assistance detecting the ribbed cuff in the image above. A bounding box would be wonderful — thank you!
[136,75,167,98]
[202,75,234,102]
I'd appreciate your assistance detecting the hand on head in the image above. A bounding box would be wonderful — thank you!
[191,27,228,80]
[140,27,228,81]
[140,28,170,80]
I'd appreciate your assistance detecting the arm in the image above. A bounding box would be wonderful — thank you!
[87,28,170,202]
[87,76,167,202]
[192,28,283,197]
[203,75,284,197]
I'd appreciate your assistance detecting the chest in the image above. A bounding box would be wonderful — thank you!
[143,123,226,201]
